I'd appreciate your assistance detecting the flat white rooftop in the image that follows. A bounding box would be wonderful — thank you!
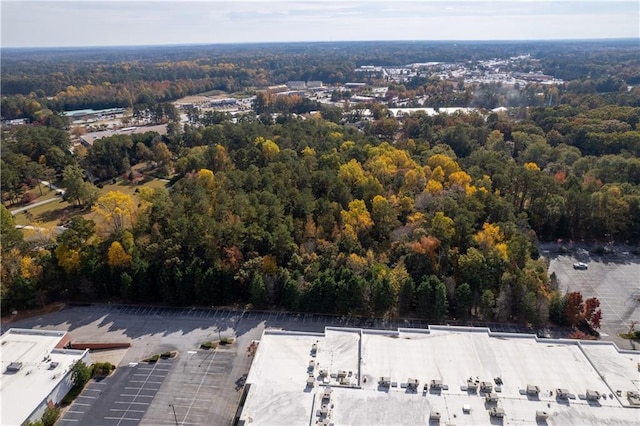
[240,326,640,425]
[0,329,87,426]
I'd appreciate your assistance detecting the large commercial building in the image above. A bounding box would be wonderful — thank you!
[238,326,640,425]
[0,328,90,426]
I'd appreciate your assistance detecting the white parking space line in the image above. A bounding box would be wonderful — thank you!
[74,403,91,406]
[125,387,159,391]
[120,394,154,398]
[114,401,150,406]
[103,416,141,421]
[59,419,79,422]
[78,395,97,399]
[109,409,145,413]
[66,411,85,414]
[130,380,163,384]
[169,397,213,403]
[181,384,219,388]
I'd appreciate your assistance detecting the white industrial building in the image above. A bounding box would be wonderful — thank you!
[0,328,90,426]
[237,326,640,425]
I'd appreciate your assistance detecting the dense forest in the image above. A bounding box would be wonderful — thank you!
[1,41,638,331]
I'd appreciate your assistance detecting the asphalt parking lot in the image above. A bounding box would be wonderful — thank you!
[549,251,640,348]
[59,359,173,425]
[141,346,241,425]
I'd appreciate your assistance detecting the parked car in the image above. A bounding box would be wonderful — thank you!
[573,262,588,270]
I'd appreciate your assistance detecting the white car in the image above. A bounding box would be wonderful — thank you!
[573,262,588,270]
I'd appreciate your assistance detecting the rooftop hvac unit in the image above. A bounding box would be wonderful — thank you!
[379,377,391,386]
[485,392,499,402]
[431,379,443,389]
[585,390,600,401]
[556,388,570,399]
[627,391,640,406]
[467,378,479,390]
[526,384,540,395]
[407,378,419,388]
[322,389,332,401]
[340,378,350,385]
[307,377,316,387]
[429,411,441,420]
[319,369,328,377]
[6,362,23,372]
[337,370,347,378]
[488,407,505,418]
[480,381,493,392]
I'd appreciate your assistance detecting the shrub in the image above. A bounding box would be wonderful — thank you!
[200,342,212,349]
[21,192,37,204]
[144,354,160,363]
[161,351,172,358]
[41,407,60,426]
[568,330,596,340]
[91,362,115,377]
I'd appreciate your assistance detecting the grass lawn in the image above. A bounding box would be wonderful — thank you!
[14,177,170,230]
[99,177,168,197]
[13,199,73,227]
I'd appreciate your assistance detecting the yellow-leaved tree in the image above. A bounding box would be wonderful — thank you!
[107,241,132,269]
[55,244,81,273]
[474,222,508,260]
[94,191,136,234]
[341,199,373,239]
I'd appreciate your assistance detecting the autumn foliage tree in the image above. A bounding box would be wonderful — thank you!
[564,291,603,331]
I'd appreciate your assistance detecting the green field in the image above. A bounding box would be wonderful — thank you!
[11,178,170,229]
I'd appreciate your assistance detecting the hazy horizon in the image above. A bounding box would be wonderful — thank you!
[2,1,639,49]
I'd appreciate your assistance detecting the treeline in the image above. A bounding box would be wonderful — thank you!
[2,102,638,324]
[3,40,639,119]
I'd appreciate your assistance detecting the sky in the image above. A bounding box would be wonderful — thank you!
[1,0,639,48]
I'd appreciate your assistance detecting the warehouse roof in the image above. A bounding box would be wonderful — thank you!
[0,328,88,426]
[239,326,640,425]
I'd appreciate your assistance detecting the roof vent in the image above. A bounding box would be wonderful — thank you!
[536,411,549,420]
[49,362,59,370]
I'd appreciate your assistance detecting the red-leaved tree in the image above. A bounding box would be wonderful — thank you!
[565,291,584,327]
[584,297,602,329]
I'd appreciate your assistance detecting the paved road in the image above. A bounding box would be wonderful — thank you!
[10,197,63,215]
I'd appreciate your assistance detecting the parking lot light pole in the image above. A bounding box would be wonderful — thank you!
[169,404,179,426]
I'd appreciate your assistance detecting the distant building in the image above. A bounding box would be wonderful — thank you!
[306,81,323,89]
[345,82,367,89]
[512,72,554,82]
[0,329,90,426]
[267,84,289,93]
[63,107,125,121]
[210,98,238,107]
[287,81,307,90]
[80,124,168,147]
